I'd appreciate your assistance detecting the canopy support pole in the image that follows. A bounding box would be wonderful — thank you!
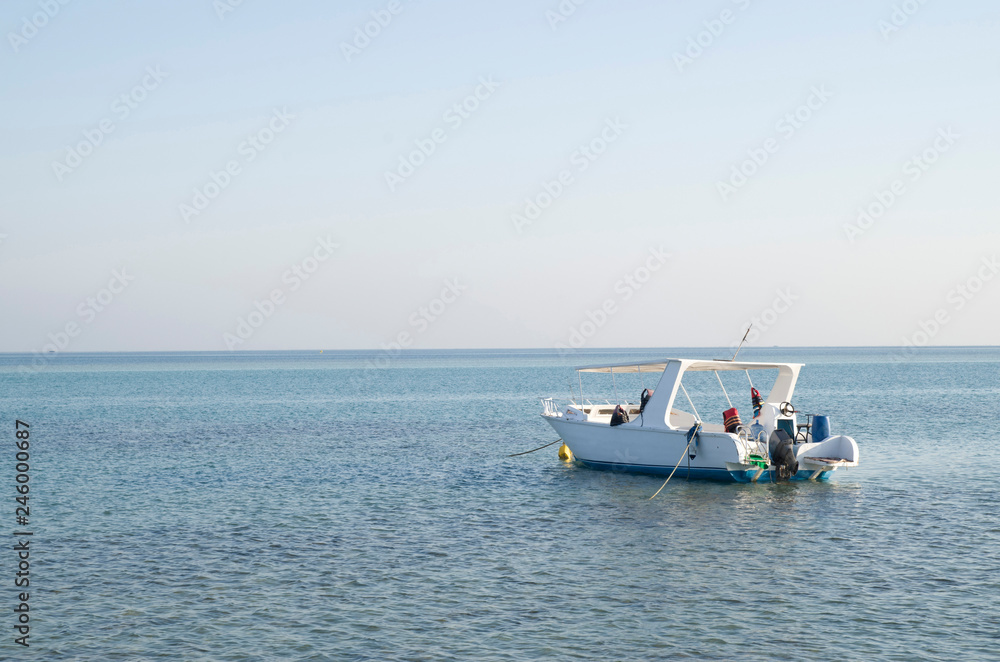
[679,382,701,422]
[714,370,733,408]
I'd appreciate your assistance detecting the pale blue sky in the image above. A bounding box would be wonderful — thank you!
[1,0,998,352]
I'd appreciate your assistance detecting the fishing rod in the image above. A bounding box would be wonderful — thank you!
[730,324,752,361]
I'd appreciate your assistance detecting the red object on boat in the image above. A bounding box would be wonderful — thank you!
[723,407,741,433]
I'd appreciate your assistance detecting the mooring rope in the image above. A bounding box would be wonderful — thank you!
[649,423,701,500]
[507,438,563,457]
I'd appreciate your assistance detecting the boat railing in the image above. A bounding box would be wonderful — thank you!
[541,397,639,417]
[736,426,770,464]
[541,397,560,416]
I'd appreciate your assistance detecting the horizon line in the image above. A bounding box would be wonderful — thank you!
[1,344,998,356]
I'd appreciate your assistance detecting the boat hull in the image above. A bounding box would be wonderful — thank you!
[575,457,833,483]
[727,467,832,483]
[544,415,742,479]
[544,416,847,483]
[576,458,737,481]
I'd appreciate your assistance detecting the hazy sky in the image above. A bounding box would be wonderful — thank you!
[2,0,998,352]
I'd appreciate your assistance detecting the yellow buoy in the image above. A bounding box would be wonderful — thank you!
[558,443,573,462]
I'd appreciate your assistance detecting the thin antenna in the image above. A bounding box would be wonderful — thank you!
[731,324,752,362]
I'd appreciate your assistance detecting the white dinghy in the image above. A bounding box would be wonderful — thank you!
[540,358,859,483]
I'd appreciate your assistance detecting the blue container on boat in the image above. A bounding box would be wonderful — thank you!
[812,415,831,442]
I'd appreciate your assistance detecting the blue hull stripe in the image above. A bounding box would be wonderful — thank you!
[577,459,831,483]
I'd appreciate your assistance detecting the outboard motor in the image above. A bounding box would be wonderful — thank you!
[610,404,629,427]
[769,429,798,481]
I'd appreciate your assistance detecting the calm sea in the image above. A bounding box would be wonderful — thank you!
[2,347,998,661]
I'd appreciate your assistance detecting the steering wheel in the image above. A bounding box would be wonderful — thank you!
[780,401,796,416]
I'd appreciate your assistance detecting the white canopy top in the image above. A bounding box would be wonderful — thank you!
[575,358,803,373]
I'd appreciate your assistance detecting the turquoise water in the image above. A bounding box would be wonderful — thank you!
[2,348,999,660]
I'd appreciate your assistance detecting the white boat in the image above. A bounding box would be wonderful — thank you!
[540,358,859,483]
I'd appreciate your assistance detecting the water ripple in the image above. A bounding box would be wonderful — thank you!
[3,348,999,660]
